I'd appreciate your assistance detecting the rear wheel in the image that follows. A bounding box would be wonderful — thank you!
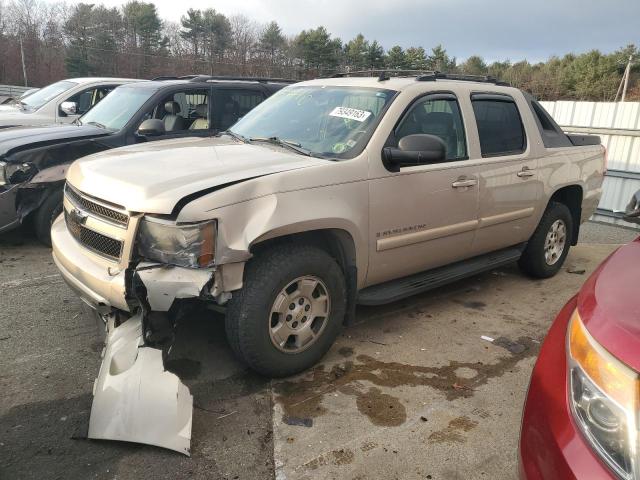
[518,201,573,278]
[34,188,63,246]
[225,244,346,377]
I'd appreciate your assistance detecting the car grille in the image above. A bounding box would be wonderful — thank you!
[64,210,124,261]
[64,210,122,260]
[65,184,129,227]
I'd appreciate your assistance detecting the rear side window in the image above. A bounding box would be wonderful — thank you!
[471,95,525,157]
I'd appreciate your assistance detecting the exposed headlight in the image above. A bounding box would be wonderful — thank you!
[0,161,34,186]
[568,309,638,479]
[137,217,216,268]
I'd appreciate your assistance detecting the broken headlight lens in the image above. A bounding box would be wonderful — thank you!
[568,309,638,479]
[137,217,216,268]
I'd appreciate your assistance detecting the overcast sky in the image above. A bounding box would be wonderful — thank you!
[55,0,639,63]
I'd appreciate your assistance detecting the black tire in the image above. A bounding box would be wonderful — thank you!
[518,201,573,279]
[34,189,63,246]
[225,244,347,377]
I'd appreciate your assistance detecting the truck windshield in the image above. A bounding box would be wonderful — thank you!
[79,87,153,131]
[21,80,77,111]
[229,85,397,159]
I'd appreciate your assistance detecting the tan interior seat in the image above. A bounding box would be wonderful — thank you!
[189,104,209,130]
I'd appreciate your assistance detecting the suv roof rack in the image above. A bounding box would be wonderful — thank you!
[151,75,201,81]
[330,69,510,86]
[150,75,297,84]
[331,69,432,81]
[416,72,510,86]
[190,75,297,84]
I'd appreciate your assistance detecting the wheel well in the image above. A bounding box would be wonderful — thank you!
[549,185,583,245]
[250,229,357,274]
[250,229,358,325]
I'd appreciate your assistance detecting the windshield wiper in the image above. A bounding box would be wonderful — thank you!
[219,130,247,143]
[248,136,321,158]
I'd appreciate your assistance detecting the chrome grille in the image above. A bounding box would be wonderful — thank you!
[65,184,129,227]
[65,209,123,261]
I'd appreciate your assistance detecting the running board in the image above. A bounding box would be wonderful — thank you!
[357,245,525,306]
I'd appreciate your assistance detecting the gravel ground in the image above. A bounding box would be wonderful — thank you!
[579,221,639,244]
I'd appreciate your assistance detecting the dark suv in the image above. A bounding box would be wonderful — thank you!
[0,75,293,244]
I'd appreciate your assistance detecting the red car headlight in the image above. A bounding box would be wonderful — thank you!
[568,309,639,480]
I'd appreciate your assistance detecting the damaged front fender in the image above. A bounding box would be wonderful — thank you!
[89,312,193,455]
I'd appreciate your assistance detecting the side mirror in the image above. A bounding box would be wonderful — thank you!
[137,119,165,137]
[383,134,446,171]
[60,101,78,116]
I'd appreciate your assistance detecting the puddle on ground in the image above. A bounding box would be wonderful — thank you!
[355,387,406,426]
[274,337,538,427]
[428,416,479,444]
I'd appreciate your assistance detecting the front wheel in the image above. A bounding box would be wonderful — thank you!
[518,201,573,278]
[225,244,346,377]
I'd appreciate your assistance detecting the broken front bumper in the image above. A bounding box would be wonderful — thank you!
[51,214,214,313]
[90,313,193,455]
[51,213,216,455]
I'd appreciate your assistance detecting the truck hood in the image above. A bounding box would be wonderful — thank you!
[0,124,109,158]
[67,136,328,213]
[578,237,640,372]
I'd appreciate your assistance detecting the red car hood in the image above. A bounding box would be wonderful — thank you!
[578,237,640,372]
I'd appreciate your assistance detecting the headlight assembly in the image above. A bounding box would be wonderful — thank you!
[568,309,638,479]
[137,217,216,268]
[0,161,34,186]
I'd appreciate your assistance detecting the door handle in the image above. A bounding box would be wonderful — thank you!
[517,167,535,178]
[452,178,478,188]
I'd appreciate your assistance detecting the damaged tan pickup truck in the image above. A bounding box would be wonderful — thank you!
[50,72,605,454]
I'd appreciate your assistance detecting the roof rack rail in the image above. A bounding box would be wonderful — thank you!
[331,69,436,81]
[329,69,510,86]
[416,72,510,86]
[151,75,201,81]
[188,75,297,84]
[150,75,297,83]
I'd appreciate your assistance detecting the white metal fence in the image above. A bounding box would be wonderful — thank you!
[541,100,640,228]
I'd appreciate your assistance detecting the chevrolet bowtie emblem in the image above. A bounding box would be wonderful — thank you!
[69,208,89,225]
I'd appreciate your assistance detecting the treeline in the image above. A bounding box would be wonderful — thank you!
[1,0,638,101]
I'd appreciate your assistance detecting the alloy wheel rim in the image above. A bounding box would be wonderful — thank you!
[544,219,567,266]
[268,275,331,354]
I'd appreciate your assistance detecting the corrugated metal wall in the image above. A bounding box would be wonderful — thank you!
[540,100,640,228]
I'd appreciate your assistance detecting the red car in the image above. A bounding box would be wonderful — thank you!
[520,237,640,480]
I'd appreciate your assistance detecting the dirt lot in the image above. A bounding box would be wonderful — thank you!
[1,223,638,480]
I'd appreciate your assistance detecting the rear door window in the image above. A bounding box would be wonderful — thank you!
[471,95,526,157]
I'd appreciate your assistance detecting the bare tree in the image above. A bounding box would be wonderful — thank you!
[229,14,257,75]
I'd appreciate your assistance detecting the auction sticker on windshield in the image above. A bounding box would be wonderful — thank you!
[329,106,372,122]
